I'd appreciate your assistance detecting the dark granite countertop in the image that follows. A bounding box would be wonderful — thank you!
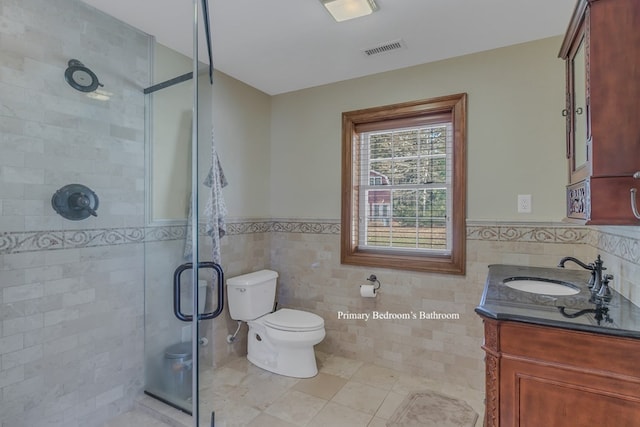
[475,264,640,339]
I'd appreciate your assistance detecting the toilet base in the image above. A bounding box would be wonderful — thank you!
[246,323,323,378]
[247,347,318,378]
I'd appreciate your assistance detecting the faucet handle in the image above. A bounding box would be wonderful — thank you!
[587,269,596,288]
[596,274,614,302]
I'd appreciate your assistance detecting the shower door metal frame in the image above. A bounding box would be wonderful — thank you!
[189,1,216,424]
[189,0,201,423]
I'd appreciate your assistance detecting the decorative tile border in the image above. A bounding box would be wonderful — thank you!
[593,228,640,265]
[466,222,591,244]
[145,224,187,242]
[225,219,340,235]
[271,220,341,234]
[0,228,146,254]
[0,231,65,253]
[0,222,264,254]
[63,228,146,247]
[226,221,273,235]
[1,220,637,262]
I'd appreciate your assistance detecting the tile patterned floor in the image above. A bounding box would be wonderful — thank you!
[104,352,484,427]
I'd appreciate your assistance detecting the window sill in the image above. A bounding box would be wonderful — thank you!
[340,246,466,275]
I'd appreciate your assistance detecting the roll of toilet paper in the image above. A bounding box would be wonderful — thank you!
[360,284,377,298]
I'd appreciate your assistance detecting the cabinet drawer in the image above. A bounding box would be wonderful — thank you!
[499,321,640,378]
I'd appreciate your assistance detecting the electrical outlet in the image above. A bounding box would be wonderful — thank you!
[518,194,532,213]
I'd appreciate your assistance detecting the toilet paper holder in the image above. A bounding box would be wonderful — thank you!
[366,274,381,291]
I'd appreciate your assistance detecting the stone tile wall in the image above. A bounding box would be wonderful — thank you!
[3,216,639,426]
[0,0,150,425]
[270,221,595,392]
[590,226,640,307]
[0,0,149,233]
[0,244,145,427]
[2,2,640,425]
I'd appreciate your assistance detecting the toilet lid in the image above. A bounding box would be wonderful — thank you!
[263,308,324,332]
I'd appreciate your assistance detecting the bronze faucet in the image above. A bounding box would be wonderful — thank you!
[558,255,606,294]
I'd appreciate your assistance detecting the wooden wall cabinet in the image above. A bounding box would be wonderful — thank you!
[480,317,640,427]
[559,0,640,224]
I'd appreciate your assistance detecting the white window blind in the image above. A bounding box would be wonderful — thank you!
[355,119,453,255]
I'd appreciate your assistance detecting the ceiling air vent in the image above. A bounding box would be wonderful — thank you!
[362,39,406,57]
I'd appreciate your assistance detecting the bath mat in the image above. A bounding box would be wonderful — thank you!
[386,390,478,427]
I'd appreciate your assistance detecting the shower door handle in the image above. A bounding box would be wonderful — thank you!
[173,262,225,322]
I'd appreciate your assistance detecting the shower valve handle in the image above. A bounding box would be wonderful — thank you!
[51,184,99,220]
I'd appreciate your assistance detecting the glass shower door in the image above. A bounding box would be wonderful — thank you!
[142,52,200,414]
[142,5,219,424]
[143,1,220,424]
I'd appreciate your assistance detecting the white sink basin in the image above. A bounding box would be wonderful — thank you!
[503,277,580,296]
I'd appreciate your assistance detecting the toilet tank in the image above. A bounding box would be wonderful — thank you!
[226,269,278,321]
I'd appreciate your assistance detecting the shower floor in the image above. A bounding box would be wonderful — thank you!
[104,352,484,427]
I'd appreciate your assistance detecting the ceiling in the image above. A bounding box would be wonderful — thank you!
[81,0,577,95]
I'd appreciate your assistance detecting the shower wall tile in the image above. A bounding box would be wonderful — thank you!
[0,150,24,168]
[0,0,150,426]
[2,282,44,303]
[0,182,25,200]
[0,244,145,427]
[0,1,148,235]
[0,216,25,232]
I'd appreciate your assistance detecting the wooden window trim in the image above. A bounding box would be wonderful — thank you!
[340,93,467,275]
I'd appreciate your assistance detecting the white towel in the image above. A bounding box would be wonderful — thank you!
[184,131,228,264]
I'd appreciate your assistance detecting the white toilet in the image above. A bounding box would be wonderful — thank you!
[226,269,325,378]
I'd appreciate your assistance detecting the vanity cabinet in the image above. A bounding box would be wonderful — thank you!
[480,317,640,427]
[559,0,640,224]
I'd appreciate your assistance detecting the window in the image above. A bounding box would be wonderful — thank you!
[341,94,467,274]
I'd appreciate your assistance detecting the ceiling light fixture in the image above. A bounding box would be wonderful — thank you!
[321,0,378,22]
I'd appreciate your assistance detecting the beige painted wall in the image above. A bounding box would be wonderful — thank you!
[150,44,272,222]
[153,36,567,222]
[211,72,272,219]
[151,44,193,222]
[269,36,567,221]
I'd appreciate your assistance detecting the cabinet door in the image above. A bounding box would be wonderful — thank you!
[501,358,640,427]
[568,31,589,183]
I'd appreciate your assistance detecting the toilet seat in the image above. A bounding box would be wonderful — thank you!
[262,308,324,332]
